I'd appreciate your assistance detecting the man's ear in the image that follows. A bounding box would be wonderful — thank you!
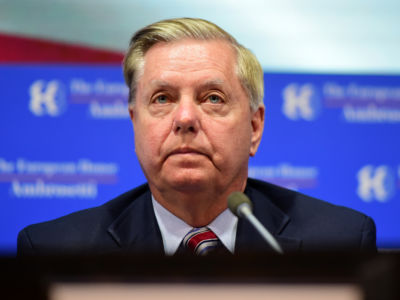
[249,106,265,157]
[128,105,135,121]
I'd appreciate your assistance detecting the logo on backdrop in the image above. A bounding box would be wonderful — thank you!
[324,82,400,123]
[249,163,319,190]
[281,80,400,123]
[282,83,321,121]
[70,79,129,119]
[29,80,67,116]
[28,78,129,119]
[0,157,119,199]
[356,165,396,202]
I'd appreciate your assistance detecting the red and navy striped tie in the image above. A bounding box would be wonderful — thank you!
[182,227,220,256]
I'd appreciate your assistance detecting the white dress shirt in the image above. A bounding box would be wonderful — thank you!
[152,196,238,255]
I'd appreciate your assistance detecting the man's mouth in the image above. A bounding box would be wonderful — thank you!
[168,147,204,156]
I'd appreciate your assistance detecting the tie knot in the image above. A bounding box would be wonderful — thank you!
[182,227,219,256]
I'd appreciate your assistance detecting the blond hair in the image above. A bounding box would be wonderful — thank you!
[123,18,264,111]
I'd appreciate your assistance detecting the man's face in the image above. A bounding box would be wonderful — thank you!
[130,39,264,195]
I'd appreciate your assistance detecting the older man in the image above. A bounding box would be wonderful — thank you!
[18,18,376,256]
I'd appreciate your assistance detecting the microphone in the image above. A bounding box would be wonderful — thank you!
[228,192,283,254]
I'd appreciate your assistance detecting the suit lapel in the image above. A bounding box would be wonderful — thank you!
[107,190,164,255]
[105,180,301,255]
[235,184,302,254]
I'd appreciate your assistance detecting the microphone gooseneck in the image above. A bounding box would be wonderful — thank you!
[227,191,253,217]
[228,192,283,254]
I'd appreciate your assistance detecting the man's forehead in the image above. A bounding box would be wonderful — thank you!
[143,39,236,68]
[136,39,240,93]
[147,38,234,54]
[148,79,226,88]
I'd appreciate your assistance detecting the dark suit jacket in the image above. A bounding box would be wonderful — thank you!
[17,178,376,255]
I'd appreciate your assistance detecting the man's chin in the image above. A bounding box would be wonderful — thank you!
[164,175,212,192]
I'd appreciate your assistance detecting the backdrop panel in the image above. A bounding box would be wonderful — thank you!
[0,65,398,253]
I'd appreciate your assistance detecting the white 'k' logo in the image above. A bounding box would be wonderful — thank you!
[357,165,393,202]
[29,80,63,116]
[282,83,317,120]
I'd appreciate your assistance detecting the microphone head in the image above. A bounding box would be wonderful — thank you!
[227,192,253,217]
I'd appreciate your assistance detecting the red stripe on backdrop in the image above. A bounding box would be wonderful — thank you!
[0,32,124,63]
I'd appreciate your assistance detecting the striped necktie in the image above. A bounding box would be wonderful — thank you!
[182,227,222,256]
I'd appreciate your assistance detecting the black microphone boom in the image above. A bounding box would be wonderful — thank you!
[228,192,283,254]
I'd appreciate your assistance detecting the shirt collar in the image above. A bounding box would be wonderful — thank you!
[152,196,238,255]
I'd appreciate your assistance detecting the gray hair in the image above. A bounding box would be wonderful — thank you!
[123,17,264,111]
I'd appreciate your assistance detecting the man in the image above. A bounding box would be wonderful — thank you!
[18,18,376,256]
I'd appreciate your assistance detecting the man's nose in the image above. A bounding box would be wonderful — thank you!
[173,98,199,134]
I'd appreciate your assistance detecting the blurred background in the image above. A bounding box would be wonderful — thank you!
[1,0,399,254]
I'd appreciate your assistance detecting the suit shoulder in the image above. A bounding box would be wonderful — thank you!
[247,178,376,250]
[247,178,374,229]
[24,183,149,230]
[18,183,150,254]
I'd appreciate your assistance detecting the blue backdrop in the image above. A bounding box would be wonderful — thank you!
[1,65,399,253]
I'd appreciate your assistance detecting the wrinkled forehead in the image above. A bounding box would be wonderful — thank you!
[140,39,238,80]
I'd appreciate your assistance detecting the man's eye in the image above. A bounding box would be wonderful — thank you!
[155,95,168,104]
[208,95,222,104]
